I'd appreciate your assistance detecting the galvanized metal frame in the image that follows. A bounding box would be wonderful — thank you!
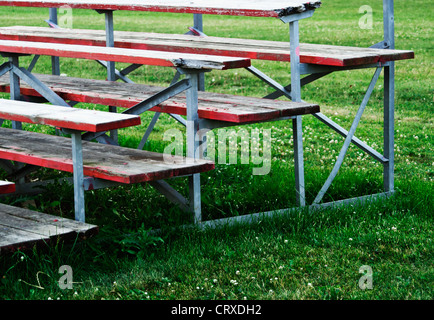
[0,54,85,220]
[1,23,212,224]
[186,1,397,224]
[40,8,214,223]
[5,2,398,225]
[2,58,205,223]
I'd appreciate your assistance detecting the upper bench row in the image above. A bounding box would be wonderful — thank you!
[0,26,414,68]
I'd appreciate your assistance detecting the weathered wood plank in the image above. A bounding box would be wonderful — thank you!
[0,180,15,194]
[0,224,49,250]
[0,74,320,123]
[0,98,141,132]
[0,1,321,18]
[0,39,251,70]
[0,203,97,235]
[0,211,75,238]
[0,203,98,253]
[0,27,414,66]
[0,127,215,184]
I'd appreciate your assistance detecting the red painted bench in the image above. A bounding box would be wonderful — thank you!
[0,26,414,67]
[0,39,250,71]
[0,38,320,124]
[0,73,319,124]
[0,1,321,18]
[0,180,15,194]
[0,37,320,225]
[0,99,214,222]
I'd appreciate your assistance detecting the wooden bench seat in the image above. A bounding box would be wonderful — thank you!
[0,99,214,222]
[0,127,214,184]
[0,26,415,67]
[0,202,98,253]
[0,180,15,194]
[0,99,214,183]
[0,73,320,124]
[0,97,141,132]
[0,38,250,70]
[0,1,321,18]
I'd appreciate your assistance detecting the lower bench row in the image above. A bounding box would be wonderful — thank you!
[0,72,319,231]
[0,100,214,225]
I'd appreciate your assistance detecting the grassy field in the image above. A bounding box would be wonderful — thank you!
[0,0,432,301]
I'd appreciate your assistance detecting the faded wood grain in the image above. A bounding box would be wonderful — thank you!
[0,39,251,70]
[0,74,320,123]
[0,98,141,132]
[0,27,414,66]
[0,1,321,18]
[0,127,215,184]
[0,203,98,253]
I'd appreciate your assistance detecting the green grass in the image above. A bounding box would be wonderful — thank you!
[0,0,433,300]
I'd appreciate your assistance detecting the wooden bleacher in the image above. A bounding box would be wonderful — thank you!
[0,202,98,254]
[0,99,214,225]
[0,126,215,184]
[0,73,320,124]
[0,26,414,67]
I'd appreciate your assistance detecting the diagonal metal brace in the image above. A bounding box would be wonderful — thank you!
[82,79,191,142]
[10,65,70,107]
[312,112,388,164]
[149,180,190,213]
[246,66,293,100]
[0,61,12,78]
[124,78,191,115]
[313,67,383,205]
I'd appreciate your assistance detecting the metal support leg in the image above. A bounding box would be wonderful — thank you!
[289,20,305,207]
[383,63,395,192]
[193,14,205,91]
[383,0,395,192]
[105,11,116,82]
[185,72,202,223]
[48,8,60,75]
[9,56,22,130]
[71,131,85,222]
[8,56,25,183]
[313,67,383,205]
[103,10,119,143]
[383,0,395,49]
